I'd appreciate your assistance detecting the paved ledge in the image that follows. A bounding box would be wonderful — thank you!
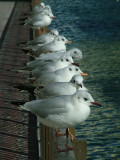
[0,1,15,38]
[0,1,39,159]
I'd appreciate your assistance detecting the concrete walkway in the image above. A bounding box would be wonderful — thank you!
[0,1,39,159]
[0,1,15,38]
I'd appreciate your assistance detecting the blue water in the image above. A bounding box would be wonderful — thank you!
[45,0,120,159]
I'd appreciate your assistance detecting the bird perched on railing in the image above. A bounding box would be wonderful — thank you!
[20,9,56,34]
[23,35,72,55]
[30,56,79,77]
[34,74,87,99]
[36,48,82,62]
[28,2,45,16]
[22,90,101,151]
[19,29,59,46]
[21,2,45,19]
[34,65,88,85]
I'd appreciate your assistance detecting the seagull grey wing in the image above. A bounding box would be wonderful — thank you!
[36,74,55,84]
[32,15,44,21]
[37,52,59,61]
[23,97,68,118]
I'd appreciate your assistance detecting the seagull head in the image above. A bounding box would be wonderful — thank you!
[59,55,74,65]
[45,5,51,10]
[73,90,101,106]
[55,36,72,45]
[70,74,83,89]
[68,48,82,62]
[40,3,45,8]
[44,10,56,19]
[44,5,53,15]
[67,65,88,77]
[70,74,88,90]
[50,29,59,37]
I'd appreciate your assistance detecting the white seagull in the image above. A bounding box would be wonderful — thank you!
[22,3,45,18]
[30,35,72,54]
[27,55,77,71]
[35,65,88,85]
[23,29,59,47]
[22,10,55,30]
[35,74,87,99]
[21,4,52,23]
[22,90,101,151]
[36,48,82,62]
[31,55,78,77]
[29,3,45,16]
[22,90,101,128]
[29,5,53,18]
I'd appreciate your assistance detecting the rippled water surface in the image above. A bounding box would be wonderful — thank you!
[45,0,120,159]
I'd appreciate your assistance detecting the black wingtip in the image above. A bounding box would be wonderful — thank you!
[16,41,27,46]
[21,49,28,54]
[11,101,26,106]
[13,84,35,95]
[19,22,25,25]
[18,17,27,21]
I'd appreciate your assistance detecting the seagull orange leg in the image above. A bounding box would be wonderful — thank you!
[38,29,44,35]
[38,29,41,35]
[65,128,77,151]
[56,129,78,152]
[56,129,66,152]
[68,128,76,141]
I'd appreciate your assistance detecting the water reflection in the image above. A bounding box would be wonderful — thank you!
[46,0,120,159]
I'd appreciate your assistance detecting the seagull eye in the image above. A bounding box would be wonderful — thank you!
[66,59,69,62]
[74,51,77,53]
[62,39,64,41]
[84,98,88,101]
[69,68,72,71]
[76,68,78,71]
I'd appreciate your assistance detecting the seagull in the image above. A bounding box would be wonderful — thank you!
[16,54,76,71]
[22,90,101,151]
[20,29,59,47]
[30,3,45,16]
[31,56,78,77]
[20,4,52,23]
[22,3,45,18]
[35,74,87,99]
[29,35,72,55]
[36,48,82,62]
[27,6,55,22]
[35,65,88,85]
[21,10,56,32]
[15,55,78,77]
[30,5,52,18]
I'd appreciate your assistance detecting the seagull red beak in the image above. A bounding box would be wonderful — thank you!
[51,17,56,19]
[91,102,101,106]
[72,62,79,66]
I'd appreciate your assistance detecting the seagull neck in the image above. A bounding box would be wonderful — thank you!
[69,82,74,87]
[70,82,77,88]
[53,40,59,45]
[76,86,80,90]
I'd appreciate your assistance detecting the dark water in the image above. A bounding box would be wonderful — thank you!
[45,0,120,159]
